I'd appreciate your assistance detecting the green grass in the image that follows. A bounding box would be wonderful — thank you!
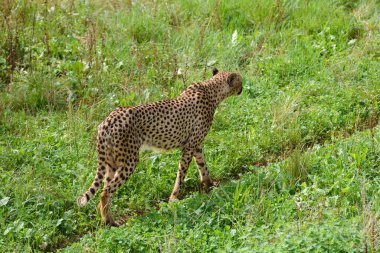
[63,127,380,252]
[0,0,380,252]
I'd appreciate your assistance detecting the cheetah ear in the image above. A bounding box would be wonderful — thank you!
[227,73,238,86]
[212,68,219,76]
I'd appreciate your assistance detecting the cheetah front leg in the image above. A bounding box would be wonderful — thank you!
[193,147,213,191]
[169,149,194,202]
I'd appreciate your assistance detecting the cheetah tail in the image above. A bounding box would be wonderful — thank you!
[77,173,103,207]
[77,124,109,207]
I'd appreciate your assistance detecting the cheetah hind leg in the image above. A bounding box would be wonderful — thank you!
[99,154,139,226]
[98,192,119,227]
[194,148,214,192]
[97,161,120,226]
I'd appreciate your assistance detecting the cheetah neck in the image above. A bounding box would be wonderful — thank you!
[182,80,229,108]
[201,81,229,107]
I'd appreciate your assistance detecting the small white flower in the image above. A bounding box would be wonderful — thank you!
[91,88,99,94]
[295,197,302,209]
[116,61,124,69]
[84,62,89,71]
[232,30,238,46]
[177,68,182,76]
[348,39,356,45]
[207,59,216,66]
[103,62,108,72]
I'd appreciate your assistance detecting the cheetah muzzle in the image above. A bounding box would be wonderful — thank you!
[77,68,243,226]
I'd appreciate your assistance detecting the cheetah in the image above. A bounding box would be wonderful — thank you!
[77,68,243,226]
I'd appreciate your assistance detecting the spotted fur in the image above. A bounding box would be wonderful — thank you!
[77,68,243,226]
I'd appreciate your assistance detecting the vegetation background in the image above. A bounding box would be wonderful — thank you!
[1,0,380,252]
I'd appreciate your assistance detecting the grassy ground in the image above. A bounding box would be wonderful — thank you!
[0,0,380,252]
[64,127,380,252]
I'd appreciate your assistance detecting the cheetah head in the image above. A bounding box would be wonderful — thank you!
[212,68,243,96]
